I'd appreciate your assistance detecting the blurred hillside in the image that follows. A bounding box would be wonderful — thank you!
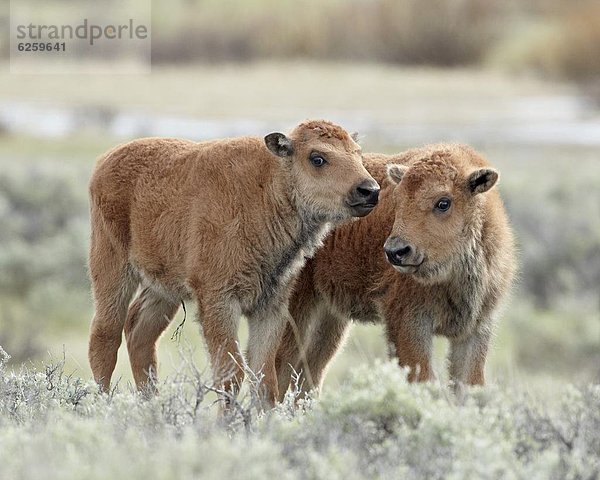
[2,0,599,97]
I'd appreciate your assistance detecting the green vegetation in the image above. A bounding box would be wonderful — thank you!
[1,352,598,479]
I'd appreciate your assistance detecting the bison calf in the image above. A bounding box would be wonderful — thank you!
[276,144,516,397]
[88,120,379,405]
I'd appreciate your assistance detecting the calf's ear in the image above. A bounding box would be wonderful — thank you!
[386,163,408,185]
[351,131,360,142]
[265,133,294,157]
[467,168,499,195]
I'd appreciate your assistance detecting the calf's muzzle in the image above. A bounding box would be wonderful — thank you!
[346,178,380,217]
[384,236,424,272]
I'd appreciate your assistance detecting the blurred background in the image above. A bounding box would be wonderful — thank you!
[0,0,598,391]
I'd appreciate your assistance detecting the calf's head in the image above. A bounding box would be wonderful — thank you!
[265,120,379,222]
[383,147,499,283]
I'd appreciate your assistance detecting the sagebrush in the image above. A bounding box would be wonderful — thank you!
[1,348,598,480]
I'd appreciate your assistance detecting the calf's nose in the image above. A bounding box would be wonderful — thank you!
[354,179,380,205]
[384,237,412,266]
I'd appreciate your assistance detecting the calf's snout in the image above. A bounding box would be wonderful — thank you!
[354,178,380,204]
[384,236,423,271]
[347,178,380,217]
[384,237,412,266]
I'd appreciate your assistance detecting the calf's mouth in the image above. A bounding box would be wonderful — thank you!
[347,201,378,217]
[392,260,424,274]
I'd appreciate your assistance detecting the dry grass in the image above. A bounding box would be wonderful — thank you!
[489,1,600,100]
[150,0,503,66]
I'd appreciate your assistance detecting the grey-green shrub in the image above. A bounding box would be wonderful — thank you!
[1,353,598,480]
[0,162,90,361]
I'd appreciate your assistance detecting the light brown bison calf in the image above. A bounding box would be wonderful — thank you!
[276,144,516,398]
[88,120,380,405]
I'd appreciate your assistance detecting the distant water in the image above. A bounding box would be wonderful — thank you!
[1,96,599,147]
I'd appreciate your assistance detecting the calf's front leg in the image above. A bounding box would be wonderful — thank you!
[247,306,290,408]
[386,310,434,382]
[198,296,245,406]
[448,326,491,387]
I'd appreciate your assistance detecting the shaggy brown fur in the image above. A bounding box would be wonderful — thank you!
[87,120,380,406]
[275,144,516,398]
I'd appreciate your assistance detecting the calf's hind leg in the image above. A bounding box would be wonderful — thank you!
[124,287,180,391]
[275,269,319,400]
[276,308,350,401]
[88,229,138,392]
[300,310,350,395]
[275,304,317,400]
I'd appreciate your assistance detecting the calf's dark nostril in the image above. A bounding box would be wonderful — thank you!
[354,179,380,202]
[356,186,372,197]
[384,242,412,266]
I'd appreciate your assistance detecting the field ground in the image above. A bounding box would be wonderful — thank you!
[1,131,598,393]
[0,62,576,117]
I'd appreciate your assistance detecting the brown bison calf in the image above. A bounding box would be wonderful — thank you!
[276,144,516,398]
[87,120,380,405]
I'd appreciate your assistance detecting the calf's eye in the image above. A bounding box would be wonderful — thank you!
[435,198,451,212]
[309,154,326,167]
